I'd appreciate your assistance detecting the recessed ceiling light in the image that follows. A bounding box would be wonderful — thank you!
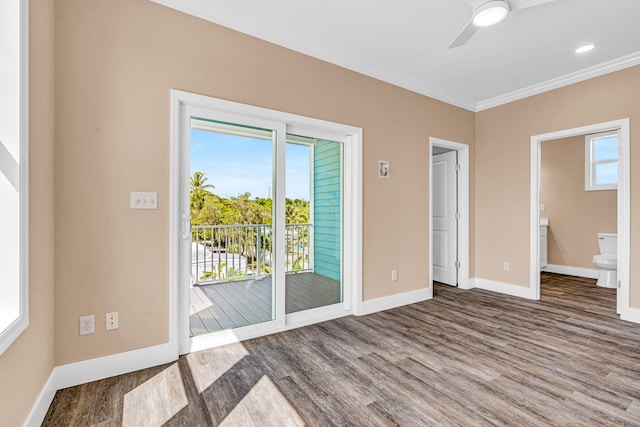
[472,1,509,28]
[576,44,595,54]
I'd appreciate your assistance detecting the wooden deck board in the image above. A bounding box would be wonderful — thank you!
[190,272,341,336]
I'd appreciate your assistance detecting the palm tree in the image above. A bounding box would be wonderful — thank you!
[190,171,215,211]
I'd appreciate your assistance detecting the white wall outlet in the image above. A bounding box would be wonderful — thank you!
[106,312,119,331]
[503,262,510,272]
[391,269,398,281]
[130,191,158,210]
[80,315,95,335]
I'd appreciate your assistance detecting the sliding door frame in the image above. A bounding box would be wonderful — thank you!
[169,90,363,355]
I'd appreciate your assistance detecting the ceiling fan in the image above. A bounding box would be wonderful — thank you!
[448,0,557,49]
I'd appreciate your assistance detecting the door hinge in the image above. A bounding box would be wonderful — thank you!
[455,212,461,220]
[455,261,461,269]
[455,163,461,171]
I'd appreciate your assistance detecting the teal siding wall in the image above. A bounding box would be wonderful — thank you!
[313,140,342,281]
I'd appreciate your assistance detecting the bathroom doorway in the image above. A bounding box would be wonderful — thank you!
[429,137,470,291]
[530,119,629,317]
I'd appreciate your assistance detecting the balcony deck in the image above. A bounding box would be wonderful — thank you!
[189,272,341,337]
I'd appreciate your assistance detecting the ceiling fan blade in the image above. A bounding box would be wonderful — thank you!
[509,0,557,11]
[448,20,478,49]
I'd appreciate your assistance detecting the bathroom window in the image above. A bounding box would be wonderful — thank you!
[585,131,618,191]
[0,0,29,356]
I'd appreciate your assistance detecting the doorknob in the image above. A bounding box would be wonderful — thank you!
[181,214,190,239]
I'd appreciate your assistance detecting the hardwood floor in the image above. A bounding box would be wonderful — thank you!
[43,273,640,426]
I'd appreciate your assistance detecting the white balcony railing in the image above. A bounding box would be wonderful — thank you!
[191,224,312,285]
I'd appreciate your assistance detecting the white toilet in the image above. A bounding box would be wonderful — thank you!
[592,233,617,288]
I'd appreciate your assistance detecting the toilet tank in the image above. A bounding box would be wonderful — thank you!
[598,233,617,254]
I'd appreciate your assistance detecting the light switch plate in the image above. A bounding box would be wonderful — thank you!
[130,192,158,209]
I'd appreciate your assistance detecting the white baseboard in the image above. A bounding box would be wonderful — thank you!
[471,278,538,300]
[54,342,174,390]
[357,287,431,316]
[458,278,475,290]
[621,307,640,324]
[542,264,599,279]
[23,371,58,427]
[23,342,176,427]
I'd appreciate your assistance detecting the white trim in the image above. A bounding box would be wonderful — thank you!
[0,0,30,357]
[542,264,599,280]
[357,288,431,316]
[621,307,640,324]
[530,119,631,319]
[473,278,538,300]
[458,279,475,290]
[584,130,618,191]
[148,1,476,111]
[428,138,470,292]
[23,371,56,427]
[22,343,174,427]
[476,52,640,111]
[53,343,174,390]
[149,1,640,113]
[170,90,363,354]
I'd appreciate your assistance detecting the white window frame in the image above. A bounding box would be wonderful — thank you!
[0,0,29,356]
[585,130,618,191]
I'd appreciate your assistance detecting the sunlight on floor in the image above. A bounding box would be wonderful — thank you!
[219,375,305,427]
[190,286,215,315]
[186,341,249,393]
[122,363,188,427]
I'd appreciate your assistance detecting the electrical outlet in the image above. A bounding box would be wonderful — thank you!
[80,315,95,336]
[503,262,510,272]
[391,269,398,281]
[106,312,119,331]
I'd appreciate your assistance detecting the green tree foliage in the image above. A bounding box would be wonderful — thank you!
[190,171,309,226]
[190,171,215,212]
[191,171,312,280]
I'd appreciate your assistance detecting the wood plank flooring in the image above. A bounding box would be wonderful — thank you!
[43,273,640,426]
[190,272,341,336]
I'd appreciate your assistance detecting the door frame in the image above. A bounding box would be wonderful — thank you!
[529,119,630,316]
[429,137,470,293]
[169,90,363,355]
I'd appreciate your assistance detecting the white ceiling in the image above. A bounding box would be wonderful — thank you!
[150,0,640,111]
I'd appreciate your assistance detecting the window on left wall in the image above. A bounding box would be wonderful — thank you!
[0,0,29,356]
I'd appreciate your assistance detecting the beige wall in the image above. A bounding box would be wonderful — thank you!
[541,136,617,269]
[0,0,56,425]
[476,66,640,304]
[54,0,475,364]
[7,2,639,422]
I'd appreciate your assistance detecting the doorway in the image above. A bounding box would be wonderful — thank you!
[170,90,362,355]
[429,138,470,291]
[530,119,630,317]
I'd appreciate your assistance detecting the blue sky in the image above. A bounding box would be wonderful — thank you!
[190,129,310,200]
[593,135,618,184]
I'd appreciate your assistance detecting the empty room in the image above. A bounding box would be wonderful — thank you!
[3,0,640,425]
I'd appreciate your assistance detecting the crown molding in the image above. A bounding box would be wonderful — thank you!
[150,1,640,114]
[475,51,640,111]
[149,0,477,111]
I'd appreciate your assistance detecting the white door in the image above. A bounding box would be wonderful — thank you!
[432,151,457,286]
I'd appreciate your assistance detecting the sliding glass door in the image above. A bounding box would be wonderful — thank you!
[188,118,276,336]
[173,91,360,354]
[285,136,343,314]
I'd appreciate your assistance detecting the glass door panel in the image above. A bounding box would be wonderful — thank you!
[188,118,275,337]
[285,135,343,314]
